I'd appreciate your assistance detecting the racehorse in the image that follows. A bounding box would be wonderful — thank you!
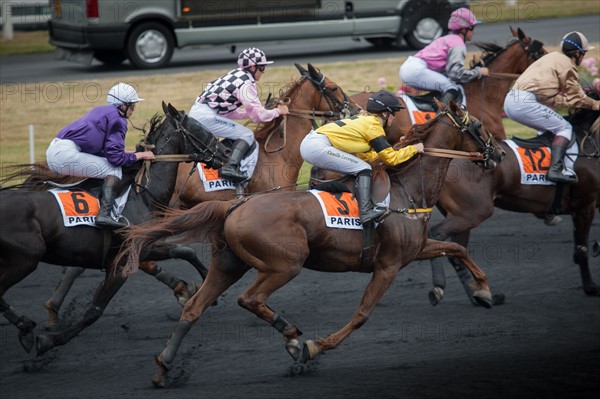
[0,104,228,355]
[428,92,600,304]
[40,63,360,325]
[352,27,546,143]
[171,63,359,208]
[117,100,504,387]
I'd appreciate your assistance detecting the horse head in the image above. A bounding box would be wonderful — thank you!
[431,99,504,168]
[160,101,229,169]
[293,63,361,118]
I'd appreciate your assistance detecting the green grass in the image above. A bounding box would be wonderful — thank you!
[0,30,55,56]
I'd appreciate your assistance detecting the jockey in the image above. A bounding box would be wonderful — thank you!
[300,90,425,224]
[46,83,155,228]
[189,47,289,183]
[504,31,600,184]
[399,7,489,105]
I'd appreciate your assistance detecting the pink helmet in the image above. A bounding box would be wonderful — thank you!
[448,8,481,31]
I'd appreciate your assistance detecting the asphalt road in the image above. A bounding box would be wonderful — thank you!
[1,208,599,399]
[1,15,599,83]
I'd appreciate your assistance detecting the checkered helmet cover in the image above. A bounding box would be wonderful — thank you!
[237,47,274,68]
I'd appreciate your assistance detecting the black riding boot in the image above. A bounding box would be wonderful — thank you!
[96,175,126,228]
[219,139,250,183]
[439,89,461,107]
[546,136,578,184]
[355,171,386,225]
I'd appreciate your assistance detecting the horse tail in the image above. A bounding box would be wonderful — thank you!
[116,200,233,276]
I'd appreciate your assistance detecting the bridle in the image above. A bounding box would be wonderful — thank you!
[425,107,498,168]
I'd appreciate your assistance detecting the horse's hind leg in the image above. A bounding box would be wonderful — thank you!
[44,266,85,330]
[417,238,493,308]
[1,298,37,353]
[153,252,248,388]
[35,269,127,356]
[572,207,600,296]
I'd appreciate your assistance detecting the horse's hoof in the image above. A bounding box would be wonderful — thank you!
[544,214,562,226]
[300,340,320,363]
[428,286,444,306]
[285,339,302,361]
[583,285,600,296]
[174,280,197,307]
[35,334,52,356]
[152,355,170,388]
[472,289,493,309]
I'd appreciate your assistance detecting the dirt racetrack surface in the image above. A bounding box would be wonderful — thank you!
[1,208,599,399]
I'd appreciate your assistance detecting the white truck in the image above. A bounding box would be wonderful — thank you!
[48,0,469,69]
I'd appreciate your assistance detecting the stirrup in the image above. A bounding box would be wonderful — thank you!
[547,171,578,184]
[360,207,389,225]
[96,214,127,228]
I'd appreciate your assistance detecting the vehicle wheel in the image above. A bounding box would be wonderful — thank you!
[94,50,127,66]
[126,22,175,69]
[404,12,446,50]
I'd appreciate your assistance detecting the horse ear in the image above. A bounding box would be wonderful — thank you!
[307,63,323,81]
[434,97,445,110]
[448,99,461,114]
[167,103,180,121]
[162,101,169,115]
[295,63,308,76]
[517,28,526,41]
[510,26,518,37]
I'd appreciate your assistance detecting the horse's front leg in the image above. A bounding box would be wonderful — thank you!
[417,238,493,308]
[302,263,400,362]
[572,207,600,296]
[35,267,127,356]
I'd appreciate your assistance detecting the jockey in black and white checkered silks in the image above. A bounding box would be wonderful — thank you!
[189,47,290,183]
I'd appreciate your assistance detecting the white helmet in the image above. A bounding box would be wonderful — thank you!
[107,83,144,106]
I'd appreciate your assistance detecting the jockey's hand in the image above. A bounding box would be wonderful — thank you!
[479,67,490,77]
[135,151,155,160]
[277,104,290,115]
[413,143,425,153]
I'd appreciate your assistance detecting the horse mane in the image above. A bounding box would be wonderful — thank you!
[473,38,518,64]
[253,77,304,141]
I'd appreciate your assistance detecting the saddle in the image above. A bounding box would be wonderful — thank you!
[406,90,464,113]
[511,131,577,149]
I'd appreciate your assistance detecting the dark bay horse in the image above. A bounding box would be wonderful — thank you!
[171,63,359,208]
[352,27,546,143]
[118,100,504,387]
[428,95,600,304]
[0,104,227,355]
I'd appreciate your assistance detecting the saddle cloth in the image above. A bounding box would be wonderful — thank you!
[505,140,554,185]
[50,187,131,227]
[308,189,391,230]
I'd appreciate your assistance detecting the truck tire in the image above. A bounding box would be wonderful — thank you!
[126,22,175,69]
[94,50,127,66]
[401,0,451,50]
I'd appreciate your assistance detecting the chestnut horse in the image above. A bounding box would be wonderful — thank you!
[0,105,227,355]
[171,63,359,208]
[352,27,546,143]
[428,93,600,304]
[118,100,504,387]
[41,63,359,326]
